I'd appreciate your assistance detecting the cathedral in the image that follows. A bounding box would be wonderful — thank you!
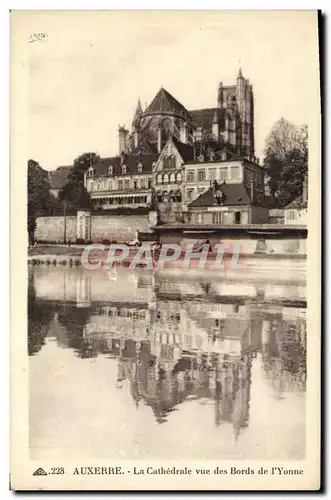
[83,69,268,224]
[118,67,254,159]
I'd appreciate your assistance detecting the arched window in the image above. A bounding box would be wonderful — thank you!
[176,172,182,183]
[164,173,169,183]
[108,166,113,175]
[122,165,127,174]
[170,172,176,183]
[171,156,176,169]
[176,191,182,202]
[137,163,143,173]
[169,191,175,202]
[163,190,169,202]
[88,167,95,176]
[157,174,162,184]
[157,192,162,203]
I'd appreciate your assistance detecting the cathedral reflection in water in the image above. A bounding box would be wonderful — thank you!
[28,266,306,440]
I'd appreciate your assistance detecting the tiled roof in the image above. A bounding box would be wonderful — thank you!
[93,153,158,177]
[189,108,225,130]
[172,137,195,162]
[285,195,308,210]
[189,182,252,208]
[144,88,188,117]
[48,166,71,189]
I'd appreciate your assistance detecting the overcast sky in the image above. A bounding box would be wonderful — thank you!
[22,10,319,170]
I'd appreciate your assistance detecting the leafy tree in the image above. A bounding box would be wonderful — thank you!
[27,159,56,244]
[263,119,308,206]
[60,152,100,210]
[277,126,308,206]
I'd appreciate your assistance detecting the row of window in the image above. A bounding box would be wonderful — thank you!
[89,178,152,192]
[92,196,149,206]
[286,211,298,220]
[156,172,182,184]
[88,167,262,189]
[186,166,240,183]
[188,211,242,224]
[98,308,147,319]
[156,191,182,203]
[88,164,142,176]
[163,156,177,170]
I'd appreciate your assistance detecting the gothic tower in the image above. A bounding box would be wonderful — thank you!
[218,68,255,158]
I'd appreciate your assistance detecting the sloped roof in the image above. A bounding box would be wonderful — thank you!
[189,183,252,208]
[144,87,188,117]
[130,138,158,155]
[285,195,308,210]
[93,153,158,177]
[172,137,195,162]
[189,108,225,130]
[48,166,71,189]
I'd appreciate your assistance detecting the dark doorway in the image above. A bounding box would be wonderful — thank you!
[234,211,241,224]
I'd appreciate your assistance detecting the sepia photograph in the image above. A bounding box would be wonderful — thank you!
[10,9,321,491]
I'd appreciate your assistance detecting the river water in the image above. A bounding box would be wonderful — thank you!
[28,265,306,460]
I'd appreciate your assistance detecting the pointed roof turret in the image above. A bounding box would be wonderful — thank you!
[212,109,219,124]
[237,67,243,79]
[132,98,143,126]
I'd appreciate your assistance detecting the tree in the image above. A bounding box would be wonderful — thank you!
[60,152,100,210]
[27,159,56,245]
[263,118,308,206]
[277,126,308,206]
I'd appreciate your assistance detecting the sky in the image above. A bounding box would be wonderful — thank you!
[20,10,319,170]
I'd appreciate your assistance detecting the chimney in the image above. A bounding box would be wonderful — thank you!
[120,152,126,166]
[118,125,129,155]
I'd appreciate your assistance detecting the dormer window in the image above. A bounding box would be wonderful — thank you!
[88,167,95,176]
[198,154,205,163]
[209,152,216,161]
[108,166,113,175]
[122,165,127,175]
[137,163,142,173]
[221,152,227,161]
[214,189,225,206]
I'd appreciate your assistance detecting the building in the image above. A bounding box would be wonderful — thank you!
[186,174,269,225]
[184,156,265,207]
[153,136,195,222]
[284,176,308,226]
[83,68,262,219]
[43,69,271,226]
[47,166,71,198]
[269,209,285,224]
[119,68,255,159]
[84,145,156,210]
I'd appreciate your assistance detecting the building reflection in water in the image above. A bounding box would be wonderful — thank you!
[28,266,307,439]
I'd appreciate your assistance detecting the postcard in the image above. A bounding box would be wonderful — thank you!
[10,10,321,491]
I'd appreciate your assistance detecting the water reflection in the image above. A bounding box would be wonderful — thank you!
[28,266,306,459]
